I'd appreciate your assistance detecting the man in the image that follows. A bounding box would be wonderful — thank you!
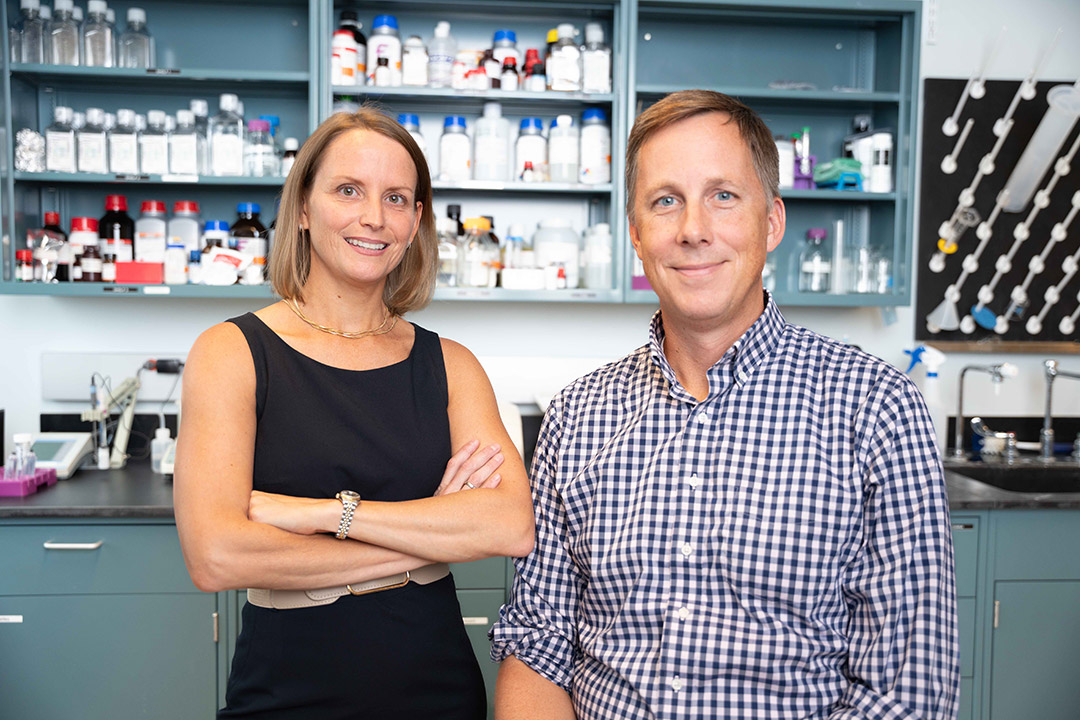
[490,90,959,719]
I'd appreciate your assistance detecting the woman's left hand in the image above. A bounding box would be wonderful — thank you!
[249,490,335,536]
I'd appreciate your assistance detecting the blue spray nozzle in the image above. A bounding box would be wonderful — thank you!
[903,346,926,374]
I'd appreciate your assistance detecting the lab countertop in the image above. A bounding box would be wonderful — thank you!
[944,470,1080,510]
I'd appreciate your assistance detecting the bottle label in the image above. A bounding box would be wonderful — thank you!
[211,134,244,176]
[580,127,611,184]
[516,136,547,180]
[548,136,579,167]
[331,47,358,85]
[582,51,612,94]
[549,47,582,91]
[139,136,169,175]
[440,135,472,182]
[473,135,508,181]
[80,257,103,274]
[429,55,454,86]
[136,230,167,263]
[77,133,108,174]
[101,261,115,282]
[169,135,199,175]
[45,132,76,173]
[109,135,139,174]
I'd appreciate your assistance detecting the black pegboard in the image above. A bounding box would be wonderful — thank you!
[916,78,1080,348]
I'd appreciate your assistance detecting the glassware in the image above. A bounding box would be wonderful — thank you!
[82,0,114,67]
[47,0,80,65]
[243,120,279,177]
[118,7,154,68]
[799,227,831,293]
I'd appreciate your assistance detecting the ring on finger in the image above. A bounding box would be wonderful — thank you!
[464,481,476,489]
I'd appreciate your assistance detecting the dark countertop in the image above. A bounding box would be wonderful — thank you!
[0,461,174,519]
[945,470,1080,510]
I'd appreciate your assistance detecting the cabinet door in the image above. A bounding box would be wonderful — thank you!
[458,589,507,720]
[0,593,219,719]
[990,581,1080,720]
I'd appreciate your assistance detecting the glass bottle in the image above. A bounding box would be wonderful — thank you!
[77,107,109,174]
[169,110,203,175]
[436,217,459,287]
[209,93,244,176]
[109,108,139,174]
[798,227,831,293]
[81,0,114,67]
[456,217,499,288]
[45,105,77,173]
[118,7,154,69]
[189,99,210,174]
[547,23,581,92]
[243,119,279,177]
[47,0,80,65]
[15,0,48,64]
[138,109,169,175]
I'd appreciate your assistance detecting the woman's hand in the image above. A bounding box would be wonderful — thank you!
[434,439,505,496]
[249,491,337,535]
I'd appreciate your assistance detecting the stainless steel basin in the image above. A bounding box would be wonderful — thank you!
[945,460,1080,494]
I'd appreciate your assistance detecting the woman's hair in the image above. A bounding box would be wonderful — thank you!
[268,107,437,315]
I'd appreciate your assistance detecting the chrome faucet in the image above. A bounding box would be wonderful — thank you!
[970,417,1018,462]
[1041,360,1080,460]
[954,363,1017,459]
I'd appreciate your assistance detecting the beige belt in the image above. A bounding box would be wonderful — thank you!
[246,562,450,610]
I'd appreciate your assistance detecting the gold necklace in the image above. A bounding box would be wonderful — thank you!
[284,297,398,339]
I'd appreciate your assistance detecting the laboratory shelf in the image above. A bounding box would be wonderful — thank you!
[624,287,907,307]
[431,180,612,194]
[0,282,275,298]
[11,64,311,89]
[635,84,901,105]
[13,172,285,187]
[782,189,896,201]
[333,86,615,105]
[433,287,621,303]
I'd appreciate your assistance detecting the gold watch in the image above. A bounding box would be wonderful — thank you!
[334,490,361,540]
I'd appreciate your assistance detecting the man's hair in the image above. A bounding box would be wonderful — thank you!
[625,90,780,223]
[268,107,437,315]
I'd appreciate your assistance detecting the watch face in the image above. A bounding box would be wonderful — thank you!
[338,490,360,503]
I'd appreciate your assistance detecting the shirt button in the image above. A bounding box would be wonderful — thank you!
[696,411,710,423]
[680,543,693,557]
[687,474,699,489]
[671,676,684,692]
[678,607,690,621]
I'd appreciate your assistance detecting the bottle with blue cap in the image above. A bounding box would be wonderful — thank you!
[580,108,611,184]
[367,15,402,86]
[200,219,231,255]
[492,29,521,68]
[548,114,579,183]
[439,116,471,182]
[231,203,269,283]
[515,117,547,182]
[397,113,426,155]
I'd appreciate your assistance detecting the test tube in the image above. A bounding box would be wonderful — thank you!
[1001,83,1080,213]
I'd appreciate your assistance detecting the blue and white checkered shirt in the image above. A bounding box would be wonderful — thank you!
[491,295,959,719]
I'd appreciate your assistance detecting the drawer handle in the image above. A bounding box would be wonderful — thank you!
[951,523,974,530]
[43,540,104,551]
[462,616,490,626]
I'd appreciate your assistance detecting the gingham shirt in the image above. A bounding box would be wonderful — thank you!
[491,295,959,719]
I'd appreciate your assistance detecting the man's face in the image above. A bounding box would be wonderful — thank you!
[629,112,784,332]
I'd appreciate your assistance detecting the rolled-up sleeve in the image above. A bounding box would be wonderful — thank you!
[490,394,584,690]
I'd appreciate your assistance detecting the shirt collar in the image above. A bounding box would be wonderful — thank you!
[648,290,786,402]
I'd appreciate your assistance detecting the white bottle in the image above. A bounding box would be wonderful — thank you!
[583,223,613,289]
[331,29,358,86]
[427,21,456,88]
[139,109,169,175]
[581,23,612,95]
[77,107,108,174]
[473,102,510,182]
[48,0,80,65]
[579,108,611,184]
[367,15,402,86]
[548,114,579,183]
[548,23,582,92]
[118,7,154,69]
[281,137,299,176]
[397,113,426,156]
[401,35,428,86]
[210,93,244,176]
[439,115,471,182]
[869,131,893,193]
[533,218,581,288]
[109,108,139,174]
[163,243,187,285]
[150,427,173,473]
[169,110,202,175]
[168,201,201,254]
[515,117,547,181]
[45,105,77,173]
[492,29,521,68]
[82,0,113,67]
[135,200,167,263]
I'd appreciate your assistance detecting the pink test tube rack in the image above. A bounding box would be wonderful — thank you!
[0,467,58,497]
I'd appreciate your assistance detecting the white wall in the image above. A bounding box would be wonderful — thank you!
[4,0,1080,450]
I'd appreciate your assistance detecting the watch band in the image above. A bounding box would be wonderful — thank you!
[334,491,360,540]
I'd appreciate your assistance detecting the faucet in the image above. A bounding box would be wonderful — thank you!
[954,363,1017,460]
[1040,360,1080,460]
[970,417,1019,462]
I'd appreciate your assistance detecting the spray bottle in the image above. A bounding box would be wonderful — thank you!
[905,345,949,456]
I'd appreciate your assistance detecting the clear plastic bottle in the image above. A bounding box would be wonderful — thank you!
[456,217,499,288]
[150,427,173,472]
[579,108,611,184]
[77,107,109,174]
[439,115,471,182]
[108,108,139,174]
[82,0,114,67]
[14,0,48,64]
[583,222,613,289]
[436,217,459,287]
[473,102,510,182]
[798,227,831,293]
[135,200,168,263]
[581,22,611,94]
[45,105,77,173]
[139,109,169,175]
[367,15,402,86]
[169,109,203,175]
[548,24,582,92]
[548,114,579,183]
[210,93,245,176]
[118,7,154,68]
[427,21,456,88]
[244,119,279,177]
[48,0,80,65]
[189,99,210,174]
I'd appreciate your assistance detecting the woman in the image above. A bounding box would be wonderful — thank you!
[174,108,535,719]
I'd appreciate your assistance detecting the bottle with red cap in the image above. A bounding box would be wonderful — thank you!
[15,250,34,282]
[43,212,71,281]
[70,217,103,282]
[100,194,135,281]
[135,200,167,264]
[168,201,201,254]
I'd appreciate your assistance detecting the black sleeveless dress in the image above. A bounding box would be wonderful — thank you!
[218,313,486,719]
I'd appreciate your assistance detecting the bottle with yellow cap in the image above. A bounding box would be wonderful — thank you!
[456,217,500,288]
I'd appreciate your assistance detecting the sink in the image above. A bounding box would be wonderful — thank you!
[945,461,1080,494]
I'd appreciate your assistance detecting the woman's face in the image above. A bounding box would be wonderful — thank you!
[301,129,422,292]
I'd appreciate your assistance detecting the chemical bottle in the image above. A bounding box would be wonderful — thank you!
[456,217,499,288]
[135,200,167,263]
[446,204,464,237]
[188,100,209,173]
[105,7,118,49]
[339,11,367,79]
[45,105,76,173]
[231,203,269,283]
[109,108,139,174]
[503,222,527,270]
[533,217,580,288]
[76,107,108,174]
[492,29,521,68]
[515,117,547,181]
[168,201,201,254]
[150,427,173,473]
[581,23,611,94]
[48,0,80,65]
[76,221,103,282]
[427,21,456,88]
[118,7,154,68]
[331,28,358,86]
[14,0,47,64]
[439,116,471,182]
[99,195,134,280]
[548,114,579,183]
[374,56,392,86]
[402,35,428,86]
[524,61,547,93]
[579,108,611,184]
[436,217,459,287]
[798,227,830,293]
[500,57,520,91]
[523,48,542,78]
[82,0,113,67]
[281,138,299,176]
[201,219,230,252]
[397,114,426,155]
[548,24,582,92]
[473,102,510,182]
[210,93,245,176]
[187,250,203,284]
[583,222,613,289]
[168,110,202,175]
[43,212,70,281]
[480,48,501,89]
[869,131,893,193]
[14,249,34,282]
[244,119,279,177]
[163,243,187,285]
[139,109,169,175]
[70,215,99,281]
[368,15,402,86]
